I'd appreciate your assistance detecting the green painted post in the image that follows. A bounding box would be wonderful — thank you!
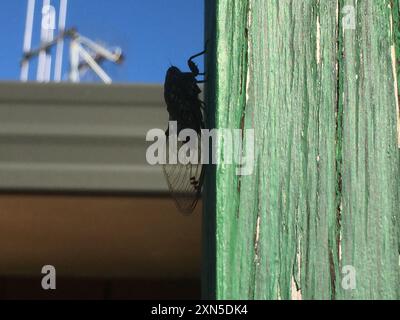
[339,0,399,300]
[206,0,400,300]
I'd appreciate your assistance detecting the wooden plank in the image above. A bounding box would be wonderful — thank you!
[393,0,400,146]
[211,0,399,300]
[394,0,400,269]
[339,0,400,299]
[214,0,252,299]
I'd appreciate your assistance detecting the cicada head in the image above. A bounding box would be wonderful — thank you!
[165,66,182,82]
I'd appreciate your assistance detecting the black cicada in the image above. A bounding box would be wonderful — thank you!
[163,50,206,214]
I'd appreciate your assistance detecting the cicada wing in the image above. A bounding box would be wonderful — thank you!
[162,136,204,215]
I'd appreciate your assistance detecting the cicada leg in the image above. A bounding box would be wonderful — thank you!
[188,49,206,78]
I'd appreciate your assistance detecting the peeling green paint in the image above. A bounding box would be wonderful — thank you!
[393,0,400,94]
[339,0,400,300]
[210,0,400,300]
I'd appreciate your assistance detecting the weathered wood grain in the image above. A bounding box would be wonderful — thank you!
[339,0,399,299]
[209,0,400,300]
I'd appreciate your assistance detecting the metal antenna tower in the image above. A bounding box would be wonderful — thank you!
[21,0,124,83]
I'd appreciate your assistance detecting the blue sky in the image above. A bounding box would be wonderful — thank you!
[0,0,204,83]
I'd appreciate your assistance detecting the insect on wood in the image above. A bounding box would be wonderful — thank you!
[163,49,206,214]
